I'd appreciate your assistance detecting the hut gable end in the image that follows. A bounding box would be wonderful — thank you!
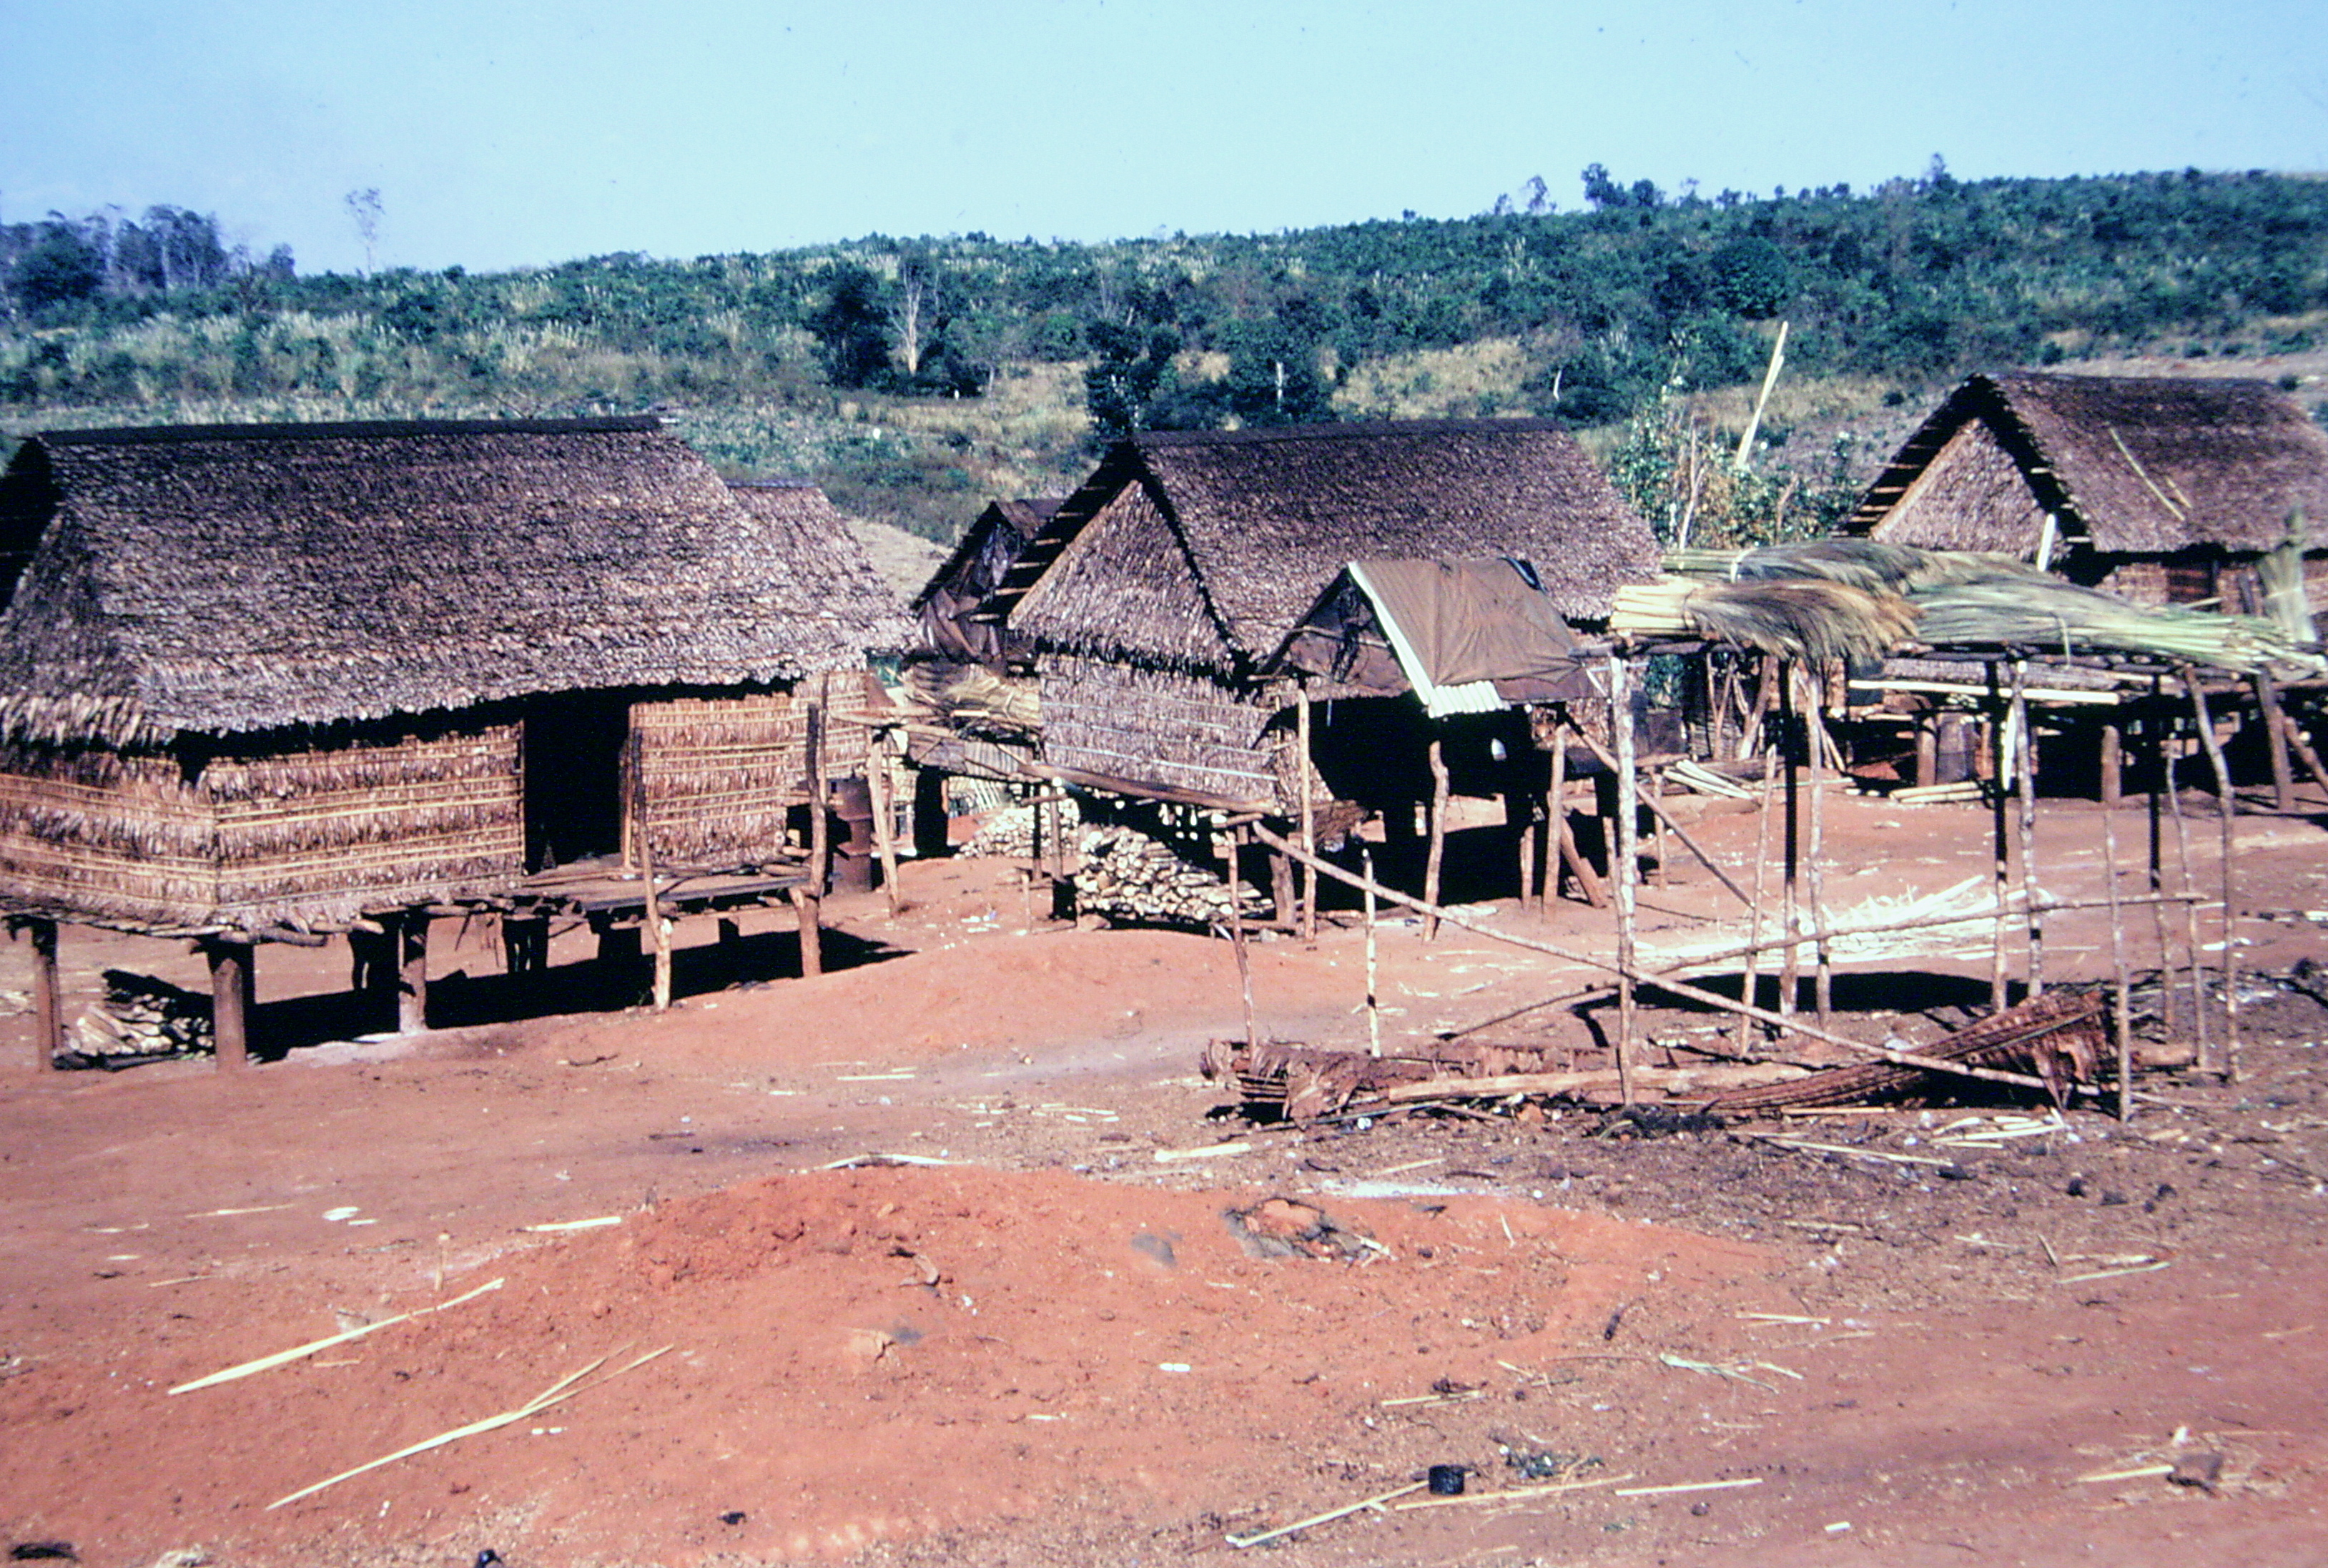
[1853,373,2328,561]
[1011,478,1230,669]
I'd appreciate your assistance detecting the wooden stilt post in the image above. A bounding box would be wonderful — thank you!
[206,937,253,1070]
[2255,668,2299,813]
[1423,736,1449,941]
[1361,844,1381,1058]
[1914,716,1939,790]
[869,726,902,919]
[398,910,429,1033]
[798,681,827,980]
[24,917,60,1073]
[2010,660,2045,997]
[1609,652,1638,1104]
[1296,685,1318,940]
[2185,670,2241,1080]
[2098,721,2124,807]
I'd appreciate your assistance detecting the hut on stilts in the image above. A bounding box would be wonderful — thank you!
[0,418,912,1070]
[963,419,1659,926]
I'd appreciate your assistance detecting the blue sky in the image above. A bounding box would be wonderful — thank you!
[4,0,2324,275]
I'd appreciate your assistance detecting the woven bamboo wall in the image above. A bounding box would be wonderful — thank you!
[1039,656,1288,807]
[0,725,526,930]
[209,728,524,928]
[633,692,800,864]
[0,746,219,926]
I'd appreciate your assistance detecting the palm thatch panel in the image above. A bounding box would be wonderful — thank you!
[631,676,894,863]
[726,481,919,657]
[0,419,872,749]
[0,747,216,926]
[1851,373,2328,563]
[1039,656,1286,805]
[1011,482,1228,669]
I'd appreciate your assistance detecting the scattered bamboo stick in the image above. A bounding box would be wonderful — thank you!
[2075,1463,2176,1484]
[1615,1476,1765,1498]
[1226,1481,1428,1549]
[266,1345,673,1511]
[169,1278,505,1396]
[1745,1133,1955,1168]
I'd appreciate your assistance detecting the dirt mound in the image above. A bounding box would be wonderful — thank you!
[0,1165,1772,1566]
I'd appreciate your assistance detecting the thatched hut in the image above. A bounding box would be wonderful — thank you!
[1843,373,2328,616]
[982,419,1659,812]
[0,417,902,1064]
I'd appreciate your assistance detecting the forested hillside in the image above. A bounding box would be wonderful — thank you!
[6,166,2325,545]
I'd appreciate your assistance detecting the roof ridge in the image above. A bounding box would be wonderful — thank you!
[1134,415,1565,450]
[41,415,663,446]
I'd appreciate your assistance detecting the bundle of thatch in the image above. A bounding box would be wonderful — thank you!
[1626,539,2324,674]
[899,661,1041,736]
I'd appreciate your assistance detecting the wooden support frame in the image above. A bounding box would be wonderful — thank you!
[22,917,60,1073]
[204,937,254,1070]
[397,909,430,1034]
[798,679,829,980]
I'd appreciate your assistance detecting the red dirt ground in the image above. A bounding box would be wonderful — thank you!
[3,789,2327,1568]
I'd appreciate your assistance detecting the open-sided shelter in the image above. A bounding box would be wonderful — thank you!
[1843,373,2328,617]
[0,416,899,1063]
[980,419,1659,811]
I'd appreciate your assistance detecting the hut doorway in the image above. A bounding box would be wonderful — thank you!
[523,691,630,869]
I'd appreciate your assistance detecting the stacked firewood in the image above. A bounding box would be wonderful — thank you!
[1072,826,1263,927]
[69,970,213,1062]
[958,797,1083,858]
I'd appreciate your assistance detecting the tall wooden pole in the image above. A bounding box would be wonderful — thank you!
[2185,671,2240,1080]
[1735,746,1778,1054]
[1803,679,1835,1025]
[1423,736,1449,942]
[24,918,60,1073]
[2102,784,2133,1122]
[1779,666,1802,1031]
[798,681,828,980]
[1361,844,1381,1058]
[1609,653,1638,1104]
[1987,663,2012,1012]
[206,938,253,1070]
[2010,660,2045,997]
[1296,686,1318,940]
[1227,827,1257,1047]
[1545,720,1567,907]
[2254,668,2298,813]
[2160,697,2210,1069]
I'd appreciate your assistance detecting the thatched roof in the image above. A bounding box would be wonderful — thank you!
[724,480,917,655]
[0,418,876,747]
[987,420,1658,674]
[1848,373,2328,557]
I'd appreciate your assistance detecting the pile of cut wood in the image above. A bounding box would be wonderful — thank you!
[65,970,213,1066]
[1075,826,1262,928]
[957,797,1082,858]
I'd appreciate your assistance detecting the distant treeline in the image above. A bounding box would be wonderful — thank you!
[4,164,2324,533]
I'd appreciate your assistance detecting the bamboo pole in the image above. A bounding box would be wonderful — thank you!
[1362,844,1381,1058]
[1247,823,2080,1099]
[798,681,827,980]
[2102,784,2133,1123]
[2010,660,2044,997]
[1779,668,1802,1032]
[1609,654,1638,1104]
[1566,729,1751,904]
[2160,699,2210,1069]
[1297,685,1318,940]
[2184,671,2240,1081]
[1988,663,2012,1012]
[1423,736,1449,942]
[2144,687,2174,1037]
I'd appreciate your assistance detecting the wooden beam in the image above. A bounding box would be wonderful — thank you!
[799,682,828,980]
[2255,668,2299,812]
[1609,654,1639,1103]
[1423,737,1449,942]
[205,939,252,1070]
